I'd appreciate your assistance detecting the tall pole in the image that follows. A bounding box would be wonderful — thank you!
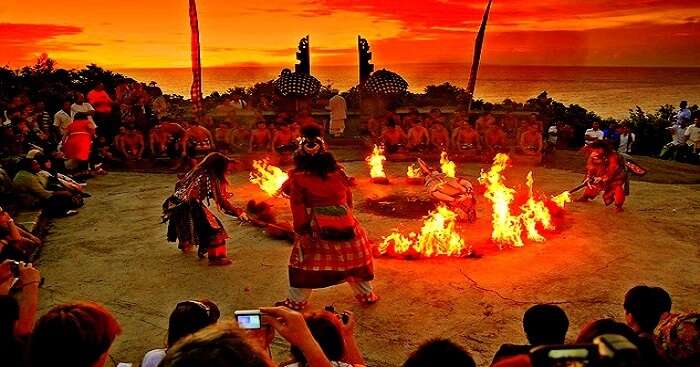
[466,0,493,115]
[188,0,204,117]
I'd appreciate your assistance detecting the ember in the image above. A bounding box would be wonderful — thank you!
[440,151,456,178]
[366,145,388,183]
[378,205,471,258]
[249,159,289,197]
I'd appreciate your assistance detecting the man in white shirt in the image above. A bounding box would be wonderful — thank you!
[70,92,95,124]
[327,93,347,137]
[685,117,700,155]
[617,125,635,154]
[53,100,73,135]
[584,121,604,146]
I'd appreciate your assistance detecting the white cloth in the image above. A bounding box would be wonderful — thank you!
[685,125,700,146]
[141,348,166,367]
[53,110,73,133]
[328,95,347,120]
[618,133,635,153]
[70,102,95,123]
[547,125,558,144]
[676,108,692,124]
[584,129,604,145]
[668,123,687,145]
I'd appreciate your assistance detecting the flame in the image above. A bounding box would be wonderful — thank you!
[520,172,554,242]
[407,164,421,178]
[378,205,471,258]
[366,145,387,178]
[249,159,289,197]
[440,151,456,178]
[551,191,571,208]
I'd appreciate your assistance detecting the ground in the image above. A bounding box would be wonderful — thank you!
[35,151,700,367]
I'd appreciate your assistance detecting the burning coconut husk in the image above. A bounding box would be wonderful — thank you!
[440,151,456,178]
[245,200,294,242]
[249,159,289,197]
[406,163,423,185]
[366,144,389,184]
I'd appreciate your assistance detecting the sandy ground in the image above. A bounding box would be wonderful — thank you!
[35,158,700,367]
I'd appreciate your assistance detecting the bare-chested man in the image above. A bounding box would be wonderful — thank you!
[150,119,185,158]
[430,123,450,151]
[271,123,296,153]
[452,121,481,156]
[116,127,145,160]
[476,112,496,134]
[518,123,543,157]
[484,123,508,156]
[381,120,406,154]
[406,119,430,151]
[214,121,233,152]
[249,120,272,152]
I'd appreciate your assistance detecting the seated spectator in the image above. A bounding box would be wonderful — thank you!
[0,207,42,262]
[272,123,297,153]
[116,127,145,161]
[406,119,430,152]
[250,120,272,152]
[282,310,365,367]
[492,304,568,365]
[624,285,671,337]
[452,121,481,156]
[30,301,121,367]
[576,318,663,367]
[12,158,79,217]
[654,312,699,367]
[429,122,450,151]
[34,153,87,196]
[380,120,406,154]
[685,117,700,158]
[1,261,41,367]
[517,123,543,157]
[142,299,220,367]
[159,306,335,367]
[403,338,476,367]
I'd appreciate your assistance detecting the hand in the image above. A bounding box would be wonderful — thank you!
[260,306,314,348]
[0,276,14,295]
[244,325,275,351]
[19,263,41,287]
[238,212,249,222]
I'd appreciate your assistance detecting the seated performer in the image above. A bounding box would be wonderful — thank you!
[249,120,272,152]
[484,123,509,157]
[406,119,430,151]
[451,121,481,158]
[116,127,145,161]
[162,152,247,265]
[430,122,450,151]
[150,119,186,158]
[276,124,377,310]
[365,112,385,139]
[271,123,297,153]
[380,120,406,154]
[213,121,233,152]
[517,123,543,157]
[575,141,628,212]
[476,112,495,134]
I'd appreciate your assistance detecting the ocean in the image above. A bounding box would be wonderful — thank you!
[116,64,700,119]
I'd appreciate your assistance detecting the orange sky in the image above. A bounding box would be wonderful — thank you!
[1,0,699,69]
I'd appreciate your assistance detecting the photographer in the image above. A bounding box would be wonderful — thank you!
[577,318,664,367]
[1,261,41,367]
[0,207,42,262]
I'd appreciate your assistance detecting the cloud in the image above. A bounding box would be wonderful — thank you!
[0,23,83,66]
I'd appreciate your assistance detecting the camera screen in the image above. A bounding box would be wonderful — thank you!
[236,314,261,329]
[548,349,592,367]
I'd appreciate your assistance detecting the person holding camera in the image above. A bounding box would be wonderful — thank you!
[276,124,377,311]
[1,261,41,367]
[0,207,42,262]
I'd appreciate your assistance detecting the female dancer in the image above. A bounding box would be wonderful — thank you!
[277,125,378,310]
[162,152,246,266]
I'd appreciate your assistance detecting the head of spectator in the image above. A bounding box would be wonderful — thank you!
[159,322,271,367]
[680,101,688,109]
[523,304,569,346]
[30,301,121,367]
[386,119,397,130]
[624,285,669,334]
[655,312,699,367]
[290,311,344,365]
[33,152,52,171]
[18,158,41,175]
[694,117,700,127]
[402,338,476,367]
[74,92,86,104]
[591,121,600,131]
[94,82,105,92]
[168,299,220,347]
[61,99,72,113]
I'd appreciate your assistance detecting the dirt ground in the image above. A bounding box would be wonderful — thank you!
[35,156,700,367]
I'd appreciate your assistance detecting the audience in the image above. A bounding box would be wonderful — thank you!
[403,338,476,367]
[0,261,41,367]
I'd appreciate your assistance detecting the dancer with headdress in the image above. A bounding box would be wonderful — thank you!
[162,152,247,266]
[276,124,378,310]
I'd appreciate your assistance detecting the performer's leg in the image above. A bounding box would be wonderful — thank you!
[347,279,379,304]
[207,244,232,266]
[275,287,311,311]
[613,184,626,212]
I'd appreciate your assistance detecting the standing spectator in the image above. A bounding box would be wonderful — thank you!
[327,93,347,138]
[676,101,692,125]
[53,100,73,136]
[62,112,96,174]
[403,339,476,367]
[0,207,42,262]
[30,301,121,367]
[87,82,115,139]
[618,124,636,154]
[491,304,569,364]
[142,299,220,367]
[1,261,41,367]
[684,117,700,158]
[660,119,688,160]
[584,121,605,146]
[70,92,95,124]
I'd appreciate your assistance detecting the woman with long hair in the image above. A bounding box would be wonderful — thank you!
[162,152,247,266]
[277,124,377,310]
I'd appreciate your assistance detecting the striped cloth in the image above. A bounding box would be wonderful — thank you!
[189,0,203,116]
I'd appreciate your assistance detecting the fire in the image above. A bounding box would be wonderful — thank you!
[407,164,421,178]
[478,153,559,249]
[440,151,456,178]
[551,191,572,208]
[378,205,471,258]
[249,159,289,197]
[366,145,387,178]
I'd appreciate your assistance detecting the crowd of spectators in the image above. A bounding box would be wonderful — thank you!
[1,276,697,367]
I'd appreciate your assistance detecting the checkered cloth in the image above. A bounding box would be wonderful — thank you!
[189,0,203,116]
[288,225,374,288]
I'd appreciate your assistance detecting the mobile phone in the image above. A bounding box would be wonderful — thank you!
[235,310,262,329]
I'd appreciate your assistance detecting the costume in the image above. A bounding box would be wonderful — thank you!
[62,119,94,162]
[185,125,213,158]
[581,150,628,208]
[162,163,243,263]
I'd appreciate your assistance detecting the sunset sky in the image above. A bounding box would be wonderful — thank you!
[1,0,699,69]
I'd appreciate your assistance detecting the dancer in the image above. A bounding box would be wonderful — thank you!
[575,141,628,212]
[277,125,377,310]
[162,152,247,266]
